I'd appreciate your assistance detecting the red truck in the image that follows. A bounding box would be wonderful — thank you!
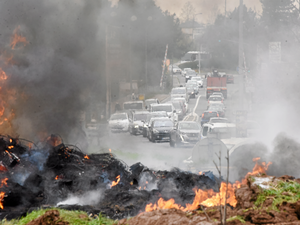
[206,70,227,99]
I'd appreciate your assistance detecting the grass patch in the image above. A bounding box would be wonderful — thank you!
[254,180,300,210]
[0,208,115,225]
[227,215,246,223]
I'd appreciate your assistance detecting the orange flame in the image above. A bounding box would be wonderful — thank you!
[145,158,272,212]
[10,26,28,49]
[234,157,272,189]
[8,146,14,149]
[55,175,64,180]
[110,175,120,187]
[0,178,8,188]
[84,155,89,159]
[0,192,5,209]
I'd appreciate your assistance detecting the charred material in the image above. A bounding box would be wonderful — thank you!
[0,135,218,220]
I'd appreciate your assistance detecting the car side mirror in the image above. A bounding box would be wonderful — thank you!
[145,106,148,109]
[141,120,145,123]
[173,110,176,113]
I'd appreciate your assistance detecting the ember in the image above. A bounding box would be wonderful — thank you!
[110,175,120,187]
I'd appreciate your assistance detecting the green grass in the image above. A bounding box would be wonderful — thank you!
[0,208,115,225]
[254,180,300,210]
[227,215,246,223]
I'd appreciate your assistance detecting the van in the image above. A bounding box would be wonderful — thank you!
[171,87,188,101]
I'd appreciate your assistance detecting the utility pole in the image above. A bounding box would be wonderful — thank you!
[105,25,111,119]
[145,29,148,90]
[198,45,202,75]
[238,0,244,108]
[225,0,227,17]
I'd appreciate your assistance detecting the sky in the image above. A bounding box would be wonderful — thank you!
[154,0,262,24]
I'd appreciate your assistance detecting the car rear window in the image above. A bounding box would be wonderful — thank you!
[209,96,222,101]
[203,112,218,118]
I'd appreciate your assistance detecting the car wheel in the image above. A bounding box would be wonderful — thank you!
[143,130,147,137]
[151,134,155,143]
[170,139,175,147]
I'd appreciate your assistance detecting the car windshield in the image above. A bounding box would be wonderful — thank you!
[203,112,218,119]
[187,71,196,75]
[145,100,156,105]
[111,114,127,120]
[152,105,172,112]
[147,114,167,123]
[209,127,236,139]
[154,120,173,127]
[179,123,200,130]
[209,106,223,111]
[184,68,191,71]
[134,114,148,121]
[124,102,143,110]
[172,89,186,94]
[191,77,201,81]
[210,119,228,123]
[209,97,222,101]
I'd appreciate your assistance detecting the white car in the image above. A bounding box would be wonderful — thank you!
[208,95,223,107]
[191,76,204,88]
[211,92,224,100]
[182,68,192,77]
[108,112,130,133]
[150,103,178,123]
[171,87,188,101]
[172,67,182,74]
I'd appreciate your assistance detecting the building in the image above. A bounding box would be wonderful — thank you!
[180,21,205,41]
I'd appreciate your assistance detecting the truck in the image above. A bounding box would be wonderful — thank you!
[206,69,227,99]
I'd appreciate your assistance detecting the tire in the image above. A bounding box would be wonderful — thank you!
[170,139,175,147]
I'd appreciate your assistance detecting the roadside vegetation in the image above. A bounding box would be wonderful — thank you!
[0,208,115,225]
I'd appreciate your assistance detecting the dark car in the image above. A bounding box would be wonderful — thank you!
[142,111,168,137]
[170,121,201,147]
[201,111,219,126]
[148,118,174,142]
[227,74,234,83]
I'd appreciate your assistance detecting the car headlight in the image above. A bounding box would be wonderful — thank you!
[134,125,139,128]
[178,111,182,114]
[153,129,159,134]
[191,92,194,94]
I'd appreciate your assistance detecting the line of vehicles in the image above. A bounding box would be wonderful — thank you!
[107,68,205,147]
[106,69,251,151]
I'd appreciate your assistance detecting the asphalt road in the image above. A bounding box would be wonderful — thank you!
[92,74,240,171]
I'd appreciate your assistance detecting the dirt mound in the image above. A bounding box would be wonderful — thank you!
[26,210,69,225]
[235,175,300,224]
[117,209,216,225]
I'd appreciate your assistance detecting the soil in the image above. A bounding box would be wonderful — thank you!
[116,209,216,225]
[26,210,69,225]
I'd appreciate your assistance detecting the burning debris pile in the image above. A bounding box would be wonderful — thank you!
[0,135,219,220]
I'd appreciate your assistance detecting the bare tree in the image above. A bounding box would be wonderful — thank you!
[180,1,196,22]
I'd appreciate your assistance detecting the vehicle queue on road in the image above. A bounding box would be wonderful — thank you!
[107,68,235,148]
